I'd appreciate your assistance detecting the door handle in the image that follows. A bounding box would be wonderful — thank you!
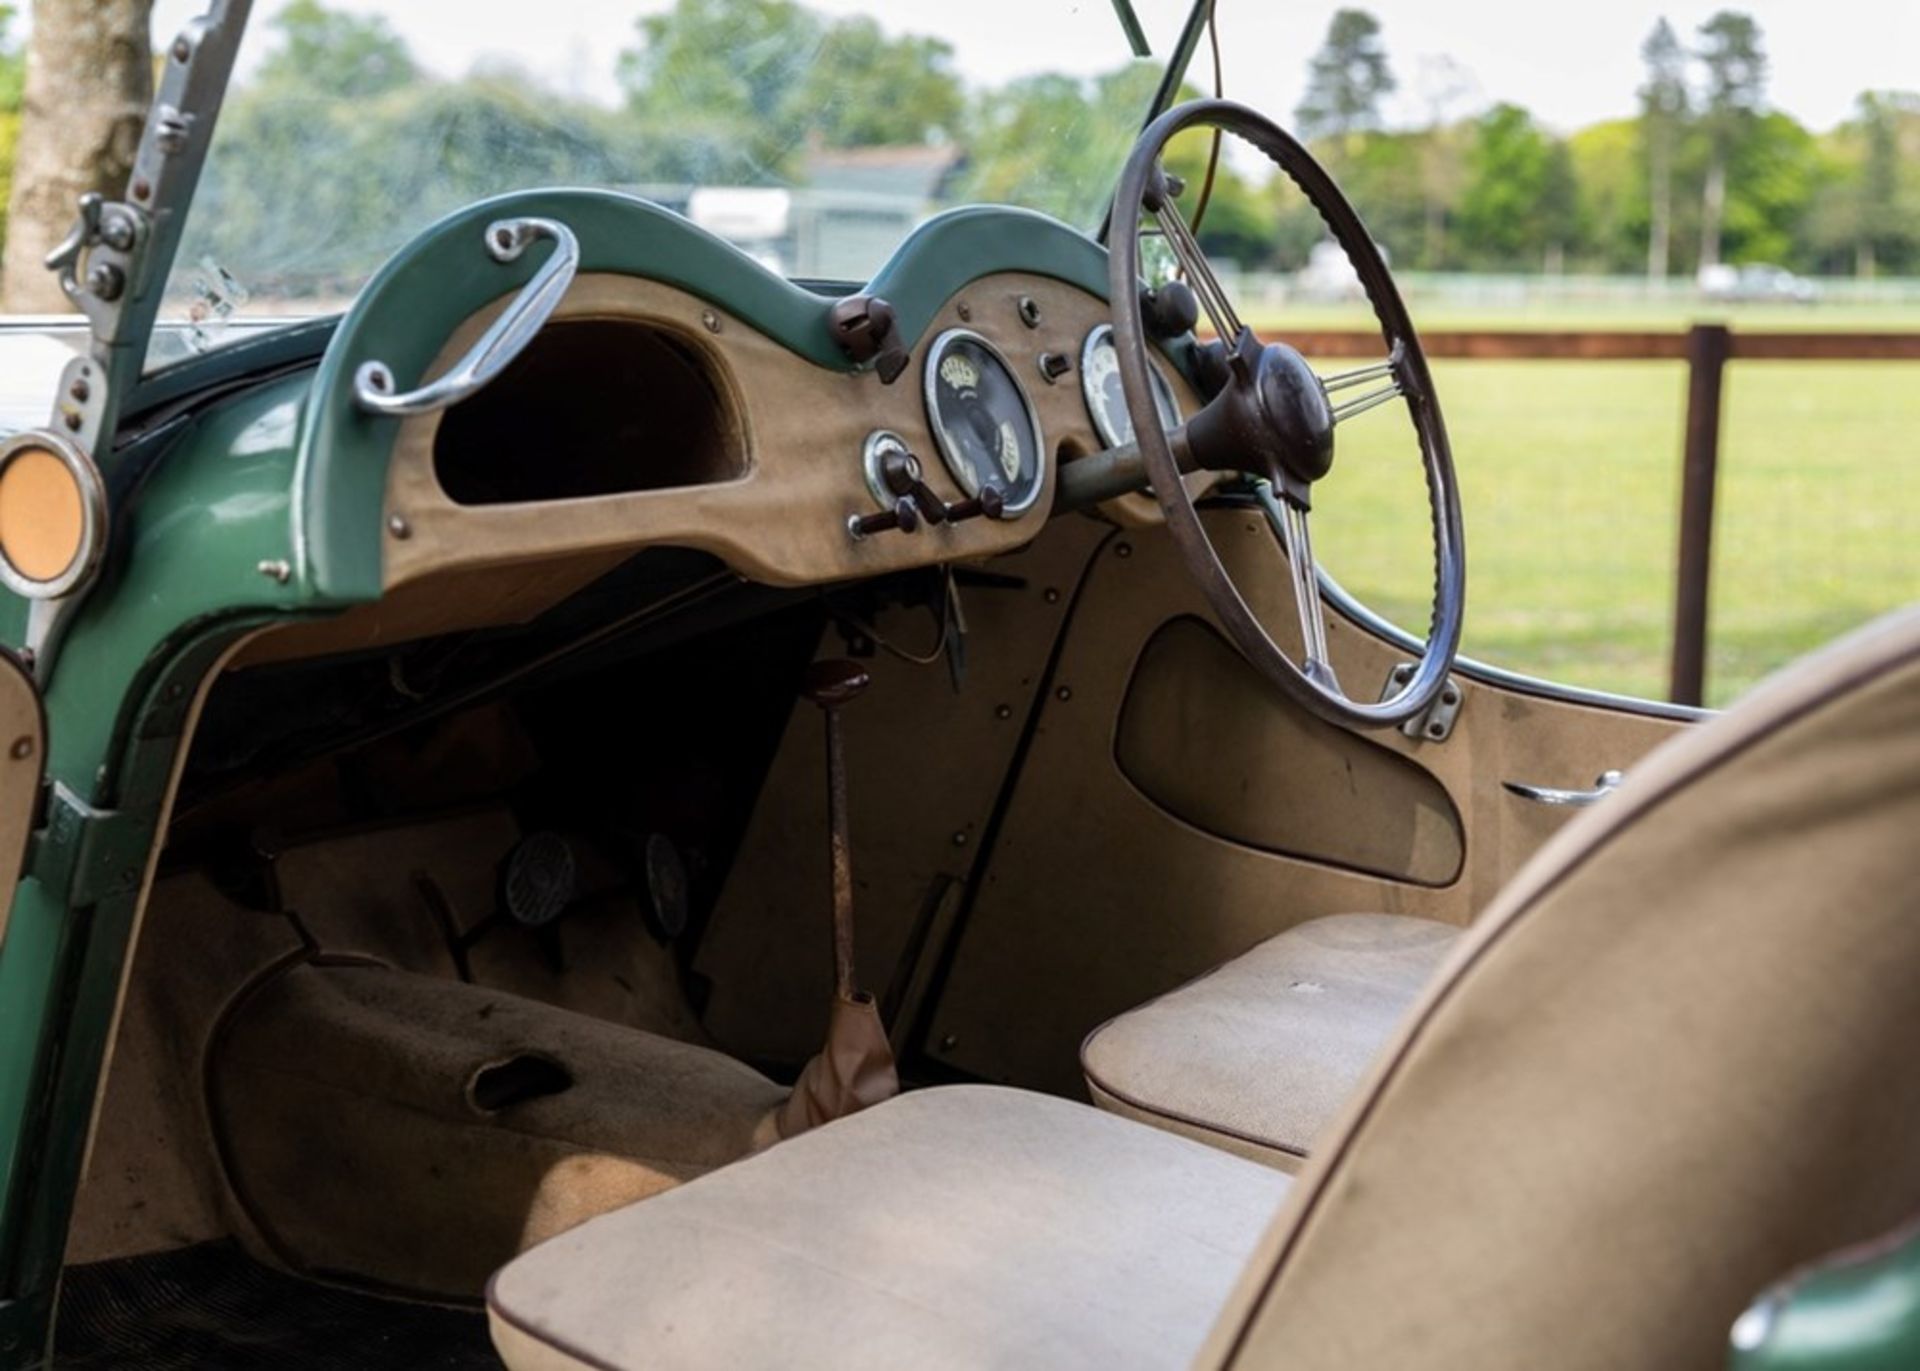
[352,216,579,418]
[1502,769,1625,807]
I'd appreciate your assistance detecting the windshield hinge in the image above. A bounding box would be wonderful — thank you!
[25,783,150,909]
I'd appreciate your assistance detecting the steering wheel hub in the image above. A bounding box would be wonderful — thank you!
[1186,334,1336,501]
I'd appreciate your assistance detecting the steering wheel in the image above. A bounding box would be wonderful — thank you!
[1109,99,1465,731]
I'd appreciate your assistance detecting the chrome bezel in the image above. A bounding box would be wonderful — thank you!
[861,429,913,509]
[1079,323,1182,450]
[0,430,109,601]
[921,328,1045,518]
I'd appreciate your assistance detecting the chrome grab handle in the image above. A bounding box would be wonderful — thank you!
[1502,769,1625,808]
[352,216,579,417]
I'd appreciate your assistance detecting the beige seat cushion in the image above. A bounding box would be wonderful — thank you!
[1200,606,1920,1371]
[489,1084,1290,1371]
[1082,913,1461,1168]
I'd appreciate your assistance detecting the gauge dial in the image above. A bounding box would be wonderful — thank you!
[1080,323,1183,450]
[922,329,1044,517]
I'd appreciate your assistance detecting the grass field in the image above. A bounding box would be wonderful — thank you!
[1261,301,1920,707]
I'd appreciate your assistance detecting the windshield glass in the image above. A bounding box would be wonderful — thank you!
[145,0,1195,368]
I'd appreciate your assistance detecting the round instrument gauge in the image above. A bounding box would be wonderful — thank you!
[922,329,1045,517]
[1080,323,1183,450]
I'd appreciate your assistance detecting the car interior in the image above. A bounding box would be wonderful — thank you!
[43,96,1920,1371]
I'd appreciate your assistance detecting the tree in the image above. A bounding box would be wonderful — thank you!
[791,18,962,149]
[256,0,415,100]
[0,4,22,108]
[1294,9,1395,153]
[1456,103,1577,270]
[959,67,1150,225]
[1695,10,1766,269]
[1638,18,1688,278]
[1847,92,1915,277]
[1412,56,1477,270]
[2,0,153,312]
[0,4,23,268]
[618,0,965,184]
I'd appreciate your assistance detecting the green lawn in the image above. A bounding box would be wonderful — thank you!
[1281,317,1920,707]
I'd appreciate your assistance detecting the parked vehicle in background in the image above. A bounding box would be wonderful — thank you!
[1698,262,1820,304]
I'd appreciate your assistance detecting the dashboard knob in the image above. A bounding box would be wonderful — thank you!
[1142,281,1200,339]
[847,496,921,540]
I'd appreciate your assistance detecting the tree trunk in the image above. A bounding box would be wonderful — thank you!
[1647,135,1671,280]
[2,0,154,313]
[1698,152,1726,272]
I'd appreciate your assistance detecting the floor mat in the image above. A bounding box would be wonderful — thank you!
[56,1241,501,1370]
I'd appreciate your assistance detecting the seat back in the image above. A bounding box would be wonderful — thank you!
[1200,607,1920,1371]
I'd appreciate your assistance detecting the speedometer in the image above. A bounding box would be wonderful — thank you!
[923,330,1045,517]
[1081,323,1182,450]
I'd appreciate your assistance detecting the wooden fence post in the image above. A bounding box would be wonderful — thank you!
[1670,323,1731,707]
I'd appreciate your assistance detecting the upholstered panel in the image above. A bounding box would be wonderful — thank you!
[1083,913,1461,1168]
[1116,618,1463,886]
[212,964,786,1296]
[1201,607,1920,1371]
[490,1085,1290,1371]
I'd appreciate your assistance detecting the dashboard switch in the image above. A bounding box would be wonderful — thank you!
[829,293,910,385]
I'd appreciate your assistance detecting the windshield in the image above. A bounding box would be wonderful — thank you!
[145,0,1196,368]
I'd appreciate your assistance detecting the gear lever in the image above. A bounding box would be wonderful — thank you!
[776,659,901,1137]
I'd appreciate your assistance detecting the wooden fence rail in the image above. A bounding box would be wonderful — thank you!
[1289,325,1920,706]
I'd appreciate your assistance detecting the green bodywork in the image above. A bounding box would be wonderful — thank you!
[1732,1224,1920,1371]
[0,192,1135,1365]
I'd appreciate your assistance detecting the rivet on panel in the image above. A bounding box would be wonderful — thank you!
[951,831,968,847]
[1115,541,1133,558]
[387,514,412,540]
[994,704,1011,720]
[701,310,722,334]
[1043,587,1060,604]
[938,1034,958,1052]
[955,301,972,322]
[1055,686,1072,702]
[8,737,31,761]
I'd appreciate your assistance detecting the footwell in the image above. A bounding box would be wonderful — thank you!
[56,1241,500,1370]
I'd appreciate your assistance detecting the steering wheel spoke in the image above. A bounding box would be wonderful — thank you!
[1255,482,1338,690]
[1321,343,1407,425]
[1146,173,1245,345]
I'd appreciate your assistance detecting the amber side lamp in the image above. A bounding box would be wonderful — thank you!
[0,433,106,600]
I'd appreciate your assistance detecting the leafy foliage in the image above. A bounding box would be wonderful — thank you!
[9,0,1920,296]
[1294,8,1395,144]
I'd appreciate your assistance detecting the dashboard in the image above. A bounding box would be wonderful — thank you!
[380,268,1201,596]
[218,191,1216,665]
[308,192,1205,639]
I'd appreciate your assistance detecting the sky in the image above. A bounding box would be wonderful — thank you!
[146,0,1920,135]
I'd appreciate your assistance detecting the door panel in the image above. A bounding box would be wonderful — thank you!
[0,649,45,948]
[926,507,1690,1096]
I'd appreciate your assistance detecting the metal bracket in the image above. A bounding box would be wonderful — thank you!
[25,783,151,908]
[1381,662,1464,743]
[38,1,255,463]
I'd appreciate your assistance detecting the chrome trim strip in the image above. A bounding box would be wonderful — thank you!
[1319,565,1713,721]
